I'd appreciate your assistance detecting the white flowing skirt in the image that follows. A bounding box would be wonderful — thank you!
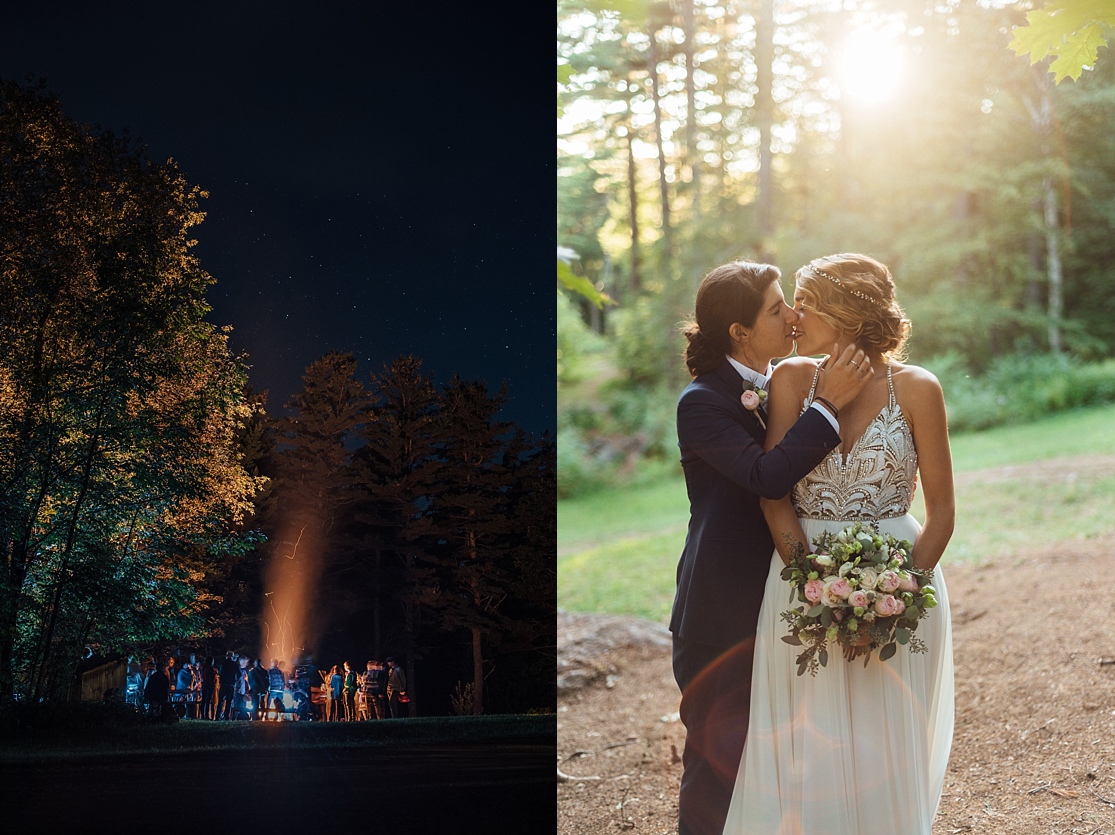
[723,514,954,835]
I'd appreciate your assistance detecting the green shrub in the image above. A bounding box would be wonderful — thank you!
[557,291,604,384]
[599,383,678,460]
[1067,359,1115,406]
[556,426,610,498]
[924,353,1115,432]
[556,378,683,499]
[610,296,689,392]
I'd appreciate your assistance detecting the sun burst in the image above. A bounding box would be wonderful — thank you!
[839,28,905,104]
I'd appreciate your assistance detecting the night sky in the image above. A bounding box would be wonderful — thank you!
[1,4,554,434]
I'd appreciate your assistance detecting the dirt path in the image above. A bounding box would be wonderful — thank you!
[558,543,1115,834]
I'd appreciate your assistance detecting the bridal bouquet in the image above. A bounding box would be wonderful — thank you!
[780,521,937,676]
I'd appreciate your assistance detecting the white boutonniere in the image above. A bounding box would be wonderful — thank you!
[741,381,767,429]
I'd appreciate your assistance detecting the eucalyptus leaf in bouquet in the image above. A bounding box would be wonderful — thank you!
[780,521,937,676]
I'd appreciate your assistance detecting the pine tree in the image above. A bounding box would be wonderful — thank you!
[420,377,517,715]
[350,356,446,713]
[264,352,367,662]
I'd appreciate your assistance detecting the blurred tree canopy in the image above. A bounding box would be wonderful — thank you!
[557,0,1115,382]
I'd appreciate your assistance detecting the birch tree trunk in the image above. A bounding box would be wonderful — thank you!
[756,0,775,239]
[648,27,672,263]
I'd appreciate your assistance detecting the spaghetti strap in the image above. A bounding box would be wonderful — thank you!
[804,361,824,408]
[887,363,896,408]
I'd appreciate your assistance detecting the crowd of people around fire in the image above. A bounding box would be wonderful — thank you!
[127,652,409,721]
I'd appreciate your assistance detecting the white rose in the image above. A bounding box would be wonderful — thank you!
[857,567,879,590]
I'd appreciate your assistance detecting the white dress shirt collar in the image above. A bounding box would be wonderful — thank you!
[725,355,772,391]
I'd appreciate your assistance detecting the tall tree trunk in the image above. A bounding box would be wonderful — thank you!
[373,546,381,660]
[1043,177,1063,353]
[32,404,104,702]
[1024,66,1065,353]
[464,521,485,716]
[626,123,641,296]
[471,625,484,716]
[0,296,62,703]
[648,28,672,264]
[682,0,700,204]
[755,0,775,241]
[0,552,28,702]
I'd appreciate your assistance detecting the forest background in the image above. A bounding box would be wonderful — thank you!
[561,0,1115,624]
[557,0,1115,501]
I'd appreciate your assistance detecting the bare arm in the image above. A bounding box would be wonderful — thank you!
[902,369,955,571]
[759,360,815,563]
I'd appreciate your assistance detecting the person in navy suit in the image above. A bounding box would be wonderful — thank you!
[671,261,874,835]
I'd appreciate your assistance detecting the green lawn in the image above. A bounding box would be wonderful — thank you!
[558,403,1115,621]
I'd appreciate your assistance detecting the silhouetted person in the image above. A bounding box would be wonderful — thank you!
[362,660,382,720]
[233,655,251,719]
[218,651,239,719]
[144,659,170,718]
[342,662,357,721]
[249,658,269,720]
[126,655,143,707]
[291,654,317,721]
[267,658,287,713]
[200,657,218,719]
[386,657,407,718]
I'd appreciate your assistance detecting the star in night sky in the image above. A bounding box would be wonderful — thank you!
[1,3,554,434]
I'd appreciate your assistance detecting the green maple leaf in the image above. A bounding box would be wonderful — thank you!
[1049,23,1108,80]
[1010,8,1073,62]
[1009,0,1115,82]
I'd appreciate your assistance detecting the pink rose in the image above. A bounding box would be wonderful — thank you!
[848,590,869,609]
[822,577,849,608]
[892,597,906,616]
[741,390,761,410]
[873,594,899,617]
[897,571,919,593]
[804,579,824,604]
[877,570,900,594]
[828,577,852,599]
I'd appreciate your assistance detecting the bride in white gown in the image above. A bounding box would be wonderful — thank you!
[723,254,955,835]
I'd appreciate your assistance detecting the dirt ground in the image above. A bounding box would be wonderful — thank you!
[558,543,1115,834]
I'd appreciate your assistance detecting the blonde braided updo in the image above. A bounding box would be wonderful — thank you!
[795,253,910,361]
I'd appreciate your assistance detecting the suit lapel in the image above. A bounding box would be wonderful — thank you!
[712,361,766,441]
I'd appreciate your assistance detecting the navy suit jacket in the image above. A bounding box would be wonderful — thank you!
[670,360,840,648]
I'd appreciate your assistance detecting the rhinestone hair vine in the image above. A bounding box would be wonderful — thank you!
[809,265,884,307]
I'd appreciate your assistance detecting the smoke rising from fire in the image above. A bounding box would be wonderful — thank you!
[260,518,326,665]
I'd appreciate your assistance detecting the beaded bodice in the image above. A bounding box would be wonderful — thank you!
[792,364,916,520]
